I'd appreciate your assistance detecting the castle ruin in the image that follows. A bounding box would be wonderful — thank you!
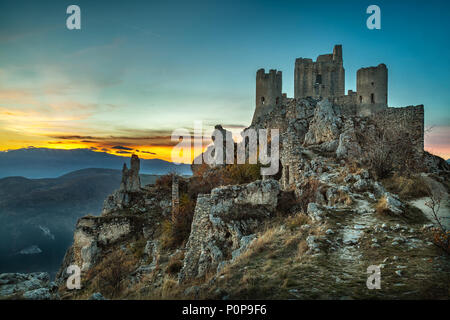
[253,45,389,121]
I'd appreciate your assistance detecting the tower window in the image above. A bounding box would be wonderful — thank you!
[315,74,322,85]
[371,82,374,86]
[371,93,375,103]
[359,96,363,103]
[276,97,279,105]
[261,96,265,105]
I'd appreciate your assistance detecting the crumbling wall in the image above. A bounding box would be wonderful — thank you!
[372,105,424,155]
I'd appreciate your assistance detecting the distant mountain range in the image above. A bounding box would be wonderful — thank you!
[0,168,160,277]
[0,147,191,179]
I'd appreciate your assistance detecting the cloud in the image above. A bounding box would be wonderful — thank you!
[112,146,134,151]
[116,150,132,154]
[141,150,156,155]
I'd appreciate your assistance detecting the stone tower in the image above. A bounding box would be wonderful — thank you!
[356,63,388,116]
[294,45,345,100]
[253,68,282,123]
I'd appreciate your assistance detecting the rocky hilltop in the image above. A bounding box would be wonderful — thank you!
[1,97,448,300]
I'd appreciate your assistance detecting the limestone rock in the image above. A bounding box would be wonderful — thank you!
[102,154,143,215]
[383,193,404,215]
[307,202,325,222]
[89,292,107,300]
[0,272,57,300]
[22,288,52,300]
[353,179,371,192]
[56,215,147,280]
[304,99,342,148]
[179,179,279,282]
[336,119,362,160]
[121,154,141,192]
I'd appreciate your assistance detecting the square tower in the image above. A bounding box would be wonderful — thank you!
[252,68,282,123]
[294,45,345,99]
[356,63,388,116]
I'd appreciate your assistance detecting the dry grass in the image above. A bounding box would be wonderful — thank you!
[82,249,138,299]
[285,213,310,230]
[375,196,390,215]
[382,174,430,200]
[166,251,184,275]
[296,240,309,257]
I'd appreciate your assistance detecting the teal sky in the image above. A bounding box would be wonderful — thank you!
[0,0,449,159]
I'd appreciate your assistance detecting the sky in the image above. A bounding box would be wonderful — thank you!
[0,0,449,161]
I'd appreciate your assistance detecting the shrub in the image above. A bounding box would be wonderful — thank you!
[155,173,174,190]
[87,250,135,298]
[361,125,421,179]
[285,213,310,230]
[130,237,147,260]
[162,193,196,250]
[432,228,450,254]
[227,163,262,184]
[382,174,430,200]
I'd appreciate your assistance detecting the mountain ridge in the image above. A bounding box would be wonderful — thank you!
[0,147,191,179]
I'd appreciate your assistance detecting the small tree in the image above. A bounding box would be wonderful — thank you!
[425,186,449,254]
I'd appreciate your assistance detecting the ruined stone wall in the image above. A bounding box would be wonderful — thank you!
[372,105,424,154]
[357,64,388,116]
[253,69,282,124]
[332,90,358,116]
[294,45,345,100]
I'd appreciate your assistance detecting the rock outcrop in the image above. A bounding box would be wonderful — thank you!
[304,99,342,151]
[0,272,58,300]
[179,179,280,282]
[102,154,142,215]
[56,215,149,285]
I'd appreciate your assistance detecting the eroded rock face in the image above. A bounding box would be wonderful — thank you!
[121,154,141,192]
[179,179,280,283]
[304,99,342,149]
[102,154,143,215]
[336,118,362,160]
[55,215,147,283]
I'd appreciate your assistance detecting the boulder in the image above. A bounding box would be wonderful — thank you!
[89,292,107,300]
[383,193,404,215]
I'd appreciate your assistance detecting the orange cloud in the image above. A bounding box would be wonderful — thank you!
[425,126,450,160]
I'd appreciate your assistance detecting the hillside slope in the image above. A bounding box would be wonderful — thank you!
[0,168,159,276]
